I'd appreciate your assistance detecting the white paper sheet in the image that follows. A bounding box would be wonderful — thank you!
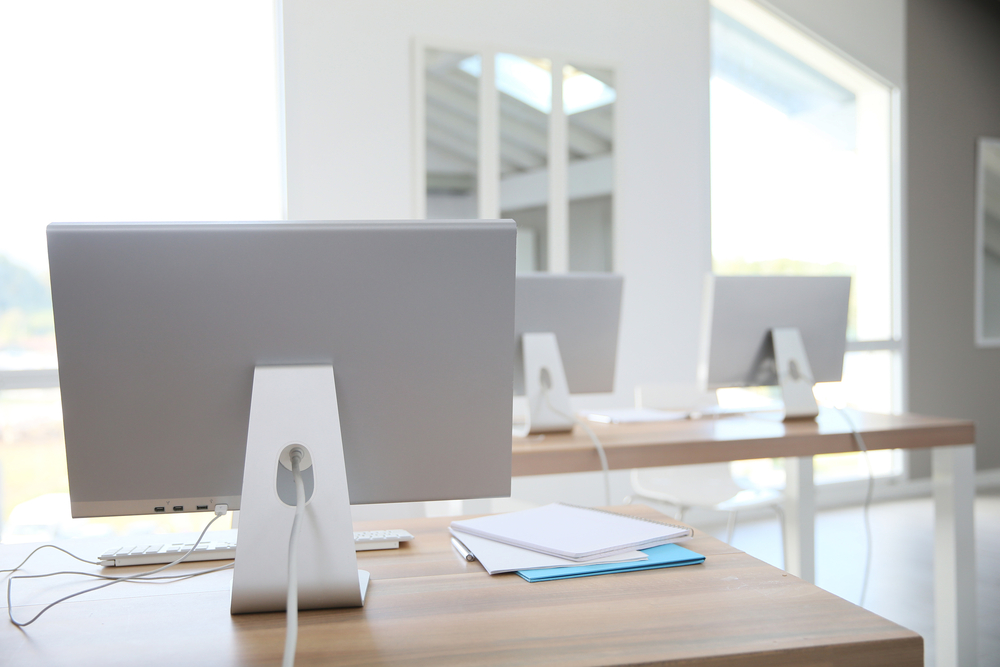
[449,528,647,575]
[451,503,692,561]
[583,408,688,423]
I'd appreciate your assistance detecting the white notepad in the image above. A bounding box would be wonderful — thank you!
[449,528,647,575]
[450,503,692,562]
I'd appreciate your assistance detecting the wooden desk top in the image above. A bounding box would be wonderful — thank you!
[2,505,921,666]
[513,408,975,476]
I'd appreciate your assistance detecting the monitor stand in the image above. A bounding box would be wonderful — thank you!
[771,327,819,421]
[230,364,369,615]
[514,332,575,437]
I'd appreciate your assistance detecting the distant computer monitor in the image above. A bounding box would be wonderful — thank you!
[698,275,851,419]
[513,273,623,434]
[47,220,516,612]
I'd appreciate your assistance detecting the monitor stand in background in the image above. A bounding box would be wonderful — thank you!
[771,327,819,421]
[514,332,575,437]
[230,365,369,614]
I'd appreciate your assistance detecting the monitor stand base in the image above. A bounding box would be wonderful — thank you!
[771,327,819,421]
[514,332,575,437]
[230,364,368,615]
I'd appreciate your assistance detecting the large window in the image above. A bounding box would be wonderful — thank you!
[710,0,901,483]
[418,44,615,273]
[0,0,281,540]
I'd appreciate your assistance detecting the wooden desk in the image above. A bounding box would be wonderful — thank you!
[512,408,977,667]
[2,506,921,666]
[511,409,972,475]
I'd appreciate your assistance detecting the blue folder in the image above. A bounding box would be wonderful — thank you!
[516,543,705,582]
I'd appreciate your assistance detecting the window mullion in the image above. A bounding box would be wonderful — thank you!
[844,340,901,352]
[411,40,427,219]
[478,50,499,219]
[547,59,568,272]
[0,369,59,390]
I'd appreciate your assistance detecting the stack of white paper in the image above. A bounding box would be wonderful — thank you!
[449,529,647,575]
[449,503,693,575]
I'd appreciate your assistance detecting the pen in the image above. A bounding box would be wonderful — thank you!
[451,536,476,561]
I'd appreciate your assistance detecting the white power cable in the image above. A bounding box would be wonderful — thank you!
[282,447,307,667]
[835,406,875,607]
[9,562,235,587]
[6,504,229,627]
[540,385,612,506]
[1,544,102,573]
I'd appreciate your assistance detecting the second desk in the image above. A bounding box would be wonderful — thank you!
[511,408,976,667]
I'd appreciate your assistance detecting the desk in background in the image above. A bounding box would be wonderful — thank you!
[1,506,921,667]
[511,408,976,667]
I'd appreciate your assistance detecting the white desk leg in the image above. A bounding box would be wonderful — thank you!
[783,456,815,582]
[933,444,977,667]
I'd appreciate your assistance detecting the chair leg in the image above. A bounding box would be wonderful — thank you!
[726,511,738,544]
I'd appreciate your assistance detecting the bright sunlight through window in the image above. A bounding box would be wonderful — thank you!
[0,0,281,540]
[460,54,616,115]
[710,0,900,485]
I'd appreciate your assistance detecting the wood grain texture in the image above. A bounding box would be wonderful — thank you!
[1,505,921,667]
[512,408,975,476]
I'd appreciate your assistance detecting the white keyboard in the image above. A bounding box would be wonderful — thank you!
[352,529,415,551]
[98,529,414,567]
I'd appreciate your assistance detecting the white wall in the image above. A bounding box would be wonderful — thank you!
[281,0,713,412]
[281,0,911,510]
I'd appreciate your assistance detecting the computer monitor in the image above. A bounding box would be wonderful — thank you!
[697,274,851,419]
[512,273,623,435]
[47,220,516,612]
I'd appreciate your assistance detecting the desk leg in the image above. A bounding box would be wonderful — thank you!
[783,456,815,583]
[933,444,977,667]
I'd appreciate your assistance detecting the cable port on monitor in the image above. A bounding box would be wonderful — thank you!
[173,505,184,512]
[154,506,165,513]
[196,505,208,510]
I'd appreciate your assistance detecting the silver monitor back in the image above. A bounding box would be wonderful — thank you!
[513,273,623,395]
[48,220,515,518]
[699,275,851,390]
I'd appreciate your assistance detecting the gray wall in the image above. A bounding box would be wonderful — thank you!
[908,0,1000,474]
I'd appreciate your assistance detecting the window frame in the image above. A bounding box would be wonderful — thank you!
[710,0,907,480]
[412,37,618,274]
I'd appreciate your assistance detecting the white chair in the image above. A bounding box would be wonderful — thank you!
[627,384,784,546]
